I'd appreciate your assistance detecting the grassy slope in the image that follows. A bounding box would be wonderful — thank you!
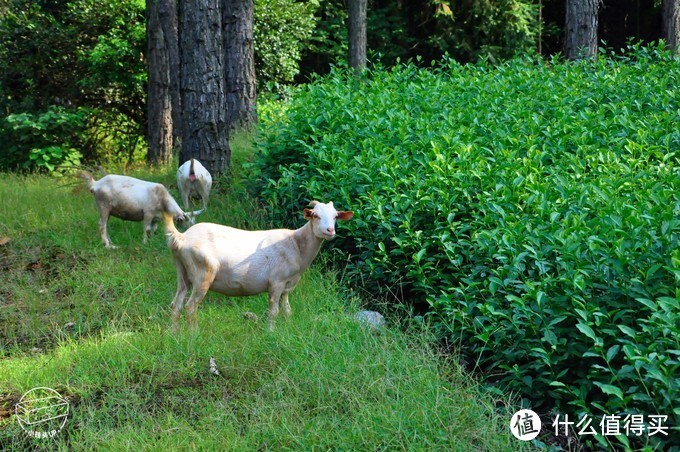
[0,136,523,450]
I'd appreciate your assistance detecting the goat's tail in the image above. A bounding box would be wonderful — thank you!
[162,211,184,251]
[79,171,95,192]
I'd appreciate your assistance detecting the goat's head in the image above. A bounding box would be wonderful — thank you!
[303,201,353,240]
[175,208,203,225]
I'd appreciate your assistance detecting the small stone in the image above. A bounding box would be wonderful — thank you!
[354,310,386,329]
[243,312,259,322]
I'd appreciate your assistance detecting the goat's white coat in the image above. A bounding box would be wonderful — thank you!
[177,159,212,212]
[163,201,353,330]
[81,172,201,248]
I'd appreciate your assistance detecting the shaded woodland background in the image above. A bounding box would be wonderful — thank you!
[0,0,675,173]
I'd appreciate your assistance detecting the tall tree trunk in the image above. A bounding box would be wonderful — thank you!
[663,0,680,53]
[146,0,173,166]
[348,0,367,69]
[223,0,257,132]
[564,0,599,60]
[158,0,182,141]
[179,0,230,176]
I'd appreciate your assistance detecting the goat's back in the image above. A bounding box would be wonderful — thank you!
[182,223,295,261]
[93,175,181,219]
[175,222,301,295]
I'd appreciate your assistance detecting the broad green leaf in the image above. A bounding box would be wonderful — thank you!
[606,345,620,363]
[617,325,636,338]
[593,382,624,400]
[576,323,598,343]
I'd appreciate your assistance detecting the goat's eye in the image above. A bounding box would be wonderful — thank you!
[313,213,320,219]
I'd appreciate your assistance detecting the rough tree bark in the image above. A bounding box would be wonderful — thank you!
[146,0,173,166]
[179,0,230,176]
[158,0,181,140]
[564,0,599,60]
[663,0,680,53]
[348,0,367,69]
[223,0,257,132]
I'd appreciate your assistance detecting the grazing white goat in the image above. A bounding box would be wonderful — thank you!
[177,159,212,212]
[163,201,353,331]
[81,172,203,249]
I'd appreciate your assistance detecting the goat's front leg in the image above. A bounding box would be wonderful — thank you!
[170,262,190,333]
[185,267,217,333]
[97,208,116,249]
[267,284,286,331]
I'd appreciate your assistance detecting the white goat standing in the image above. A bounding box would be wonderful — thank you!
[162,201,353,331]
[81,172,202,249]
[177,159,212,212]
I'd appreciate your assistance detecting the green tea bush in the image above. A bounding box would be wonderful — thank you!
[252,44,679,448]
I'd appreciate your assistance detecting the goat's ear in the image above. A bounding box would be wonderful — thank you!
[303,208,314,219]
[337,211,354,221]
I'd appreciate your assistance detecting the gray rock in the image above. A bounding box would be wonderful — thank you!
[354,310,386,329]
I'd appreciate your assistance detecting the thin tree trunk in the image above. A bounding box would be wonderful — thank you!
[538,0,543,55]
[179,0,230,176]
[158,0,181,141]
[348,0,367,69]
[564,0,599,60]
[223,0,257,132]
[663,0,680,53]
[146,0,173,166]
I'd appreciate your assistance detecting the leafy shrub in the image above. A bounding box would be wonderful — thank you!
[0,0,148,166]
[252,45,679,448]
[0,0,146,117]
[254,0,319,92]
[25,146,82,172]
[0,106,89,172]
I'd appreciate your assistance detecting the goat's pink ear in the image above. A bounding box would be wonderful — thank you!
[303,208,314,219]
[337,211,354,221]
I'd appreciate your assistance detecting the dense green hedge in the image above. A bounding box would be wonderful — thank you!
[251,45,679,448]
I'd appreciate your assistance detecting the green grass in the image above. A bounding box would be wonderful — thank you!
[0,135,523,450]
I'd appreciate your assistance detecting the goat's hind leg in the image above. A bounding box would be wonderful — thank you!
[280,292,292,320]
[199,185,210,210]
[143,212,156,244]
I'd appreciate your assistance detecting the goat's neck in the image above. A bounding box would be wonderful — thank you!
[292,221,324,270]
